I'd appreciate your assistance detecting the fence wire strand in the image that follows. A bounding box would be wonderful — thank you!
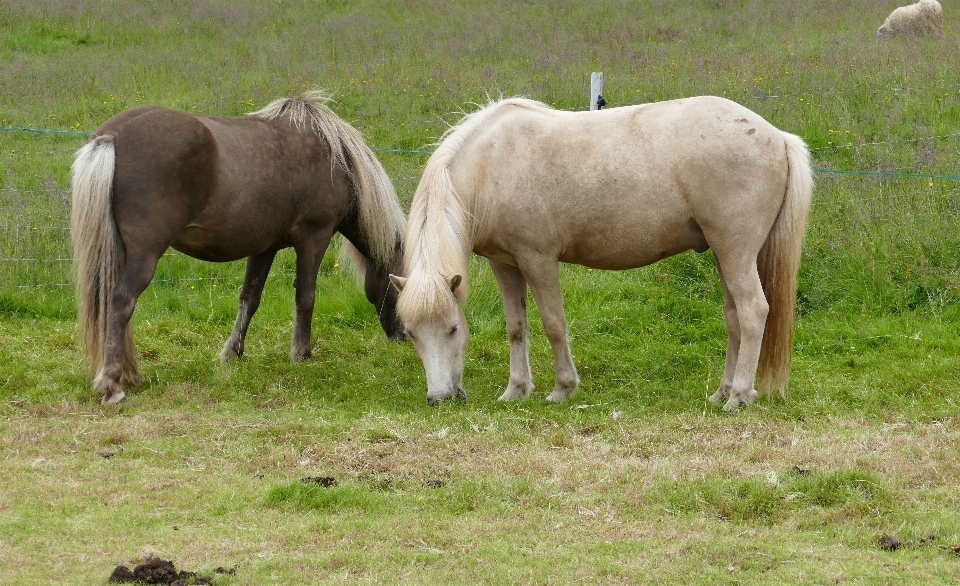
[4,89,960,291]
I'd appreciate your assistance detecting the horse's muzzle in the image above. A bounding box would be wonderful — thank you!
[427,387,467,406]
[385,330,410,342]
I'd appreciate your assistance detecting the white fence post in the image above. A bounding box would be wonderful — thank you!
[590,72,605,110]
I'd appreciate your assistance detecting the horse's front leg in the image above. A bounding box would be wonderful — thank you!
[93,252,160,404]
[220,249,277,362]
[488,260,534,400]
[521,259,579,403]
[290,230,334,361]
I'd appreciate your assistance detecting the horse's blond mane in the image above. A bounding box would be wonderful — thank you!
[398,97,548,322]
[250,90,405,269]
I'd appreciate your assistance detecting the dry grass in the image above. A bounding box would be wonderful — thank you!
[2,399,959,583]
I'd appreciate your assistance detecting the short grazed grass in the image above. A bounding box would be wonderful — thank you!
[2,0,960,584]
[4,395,960,584]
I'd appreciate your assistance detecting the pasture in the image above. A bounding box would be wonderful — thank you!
[1,0,960,583]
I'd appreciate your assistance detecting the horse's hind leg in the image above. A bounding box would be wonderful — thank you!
[94,251,161,404]
[711,252,768,412]
[220,250,277,362]
[709,260,741,404]
[489,260,534,401]
[290,229,335,361]
[521,258,579,402]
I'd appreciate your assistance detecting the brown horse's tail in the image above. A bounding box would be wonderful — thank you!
[756,132,813,396]
[70,135,133,377]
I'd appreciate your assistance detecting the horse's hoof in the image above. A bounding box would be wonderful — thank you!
[722,389,758,413]
[546,387,575,403]
[219,348,241,362]
[290,350,313,362]
[738,388,759,405]
[101,390,127,405]
[498,383,533,401]
[93,371,126,404]
[708,387,729,405]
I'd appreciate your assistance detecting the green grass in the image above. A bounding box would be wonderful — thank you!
[2,0,960,583]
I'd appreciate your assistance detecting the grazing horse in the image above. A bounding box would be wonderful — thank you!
[389,96,812,412]
[71,91,407,404]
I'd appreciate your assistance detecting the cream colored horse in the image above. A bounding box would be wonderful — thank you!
[390,96,812,411]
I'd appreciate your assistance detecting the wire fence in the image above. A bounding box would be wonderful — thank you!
[3,86,959,292]
[5,124,960,177]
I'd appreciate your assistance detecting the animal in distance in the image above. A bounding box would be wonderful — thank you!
[71,91,406,404]
[390,95,813,411]
[877,0,942,40]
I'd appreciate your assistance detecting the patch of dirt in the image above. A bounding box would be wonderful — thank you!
[881,534,960,557]
[108,557,232,584]
[879,534,903,551]
[109,566,136,582]
[301,476,338,487]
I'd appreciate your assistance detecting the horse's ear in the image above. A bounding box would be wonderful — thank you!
[389,274,407,291]
[447,274,463,293]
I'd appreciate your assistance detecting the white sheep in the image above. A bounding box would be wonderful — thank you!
[877,0,943,40]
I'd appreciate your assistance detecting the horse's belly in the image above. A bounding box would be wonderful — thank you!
[559,220,708,270]
[171,226,285,262]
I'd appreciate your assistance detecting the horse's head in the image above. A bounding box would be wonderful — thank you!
[365,250,406,341]
[390,273,469,405]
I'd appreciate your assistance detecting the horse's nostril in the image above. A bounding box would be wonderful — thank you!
[427,397,440,407]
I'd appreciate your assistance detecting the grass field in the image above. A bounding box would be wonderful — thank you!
[2,0,960,583]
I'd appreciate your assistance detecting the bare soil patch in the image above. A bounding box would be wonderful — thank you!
[109,557,235,585]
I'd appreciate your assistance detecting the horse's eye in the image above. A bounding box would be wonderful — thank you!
[449,325,458,336]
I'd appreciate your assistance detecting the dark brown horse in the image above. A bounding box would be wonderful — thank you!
[71,91,407,404]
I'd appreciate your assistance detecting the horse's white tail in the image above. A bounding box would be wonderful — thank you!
[756,131,813,395]
[70,135,135,376]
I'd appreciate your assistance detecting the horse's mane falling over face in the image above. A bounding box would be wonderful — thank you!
[397,97,546,323]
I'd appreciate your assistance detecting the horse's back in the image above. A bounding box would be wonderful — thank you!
[179,114,351,258]
[461,96,791,269]
[97,105,351,262]
[94,105,167,136]
[192,114,337,202]
[100,106,324,205]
